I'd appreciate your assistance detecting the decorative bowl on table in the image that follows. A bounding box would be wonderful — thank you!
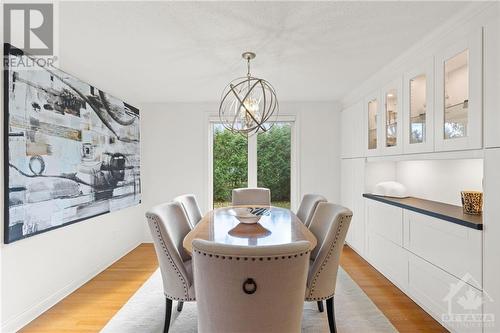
[228,207,262,224]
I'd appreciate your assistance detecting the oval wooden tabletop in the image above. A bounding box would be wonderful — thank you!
[183,206,317,255]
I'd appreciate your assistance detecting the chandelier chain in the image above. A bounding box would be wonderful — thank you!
[247,58,251,78]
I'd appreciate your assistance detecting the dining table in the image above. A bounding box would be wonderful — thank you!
[183,205,317,255]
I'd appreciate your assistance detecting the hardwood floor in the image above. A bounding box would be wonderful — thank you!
[340,245,447,333]
[20,243,446,333]
[19,244,158,333]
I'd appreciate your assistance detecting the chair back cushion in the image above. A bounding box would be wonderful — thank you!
[306,202,352,300]
[296,194,327,227]
[145,202,194,300]
[174,194,203,228]
[232,187,271,206]
[192,239,310,333]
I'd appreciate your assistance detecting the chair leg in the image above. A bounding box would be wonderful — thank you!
[164,298,172,333]
[317,300,324,312]
[326,297,337,333]
[177,301,184,312]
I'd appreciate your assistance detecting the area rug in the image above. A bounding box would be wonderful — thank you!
[101,268,397,333]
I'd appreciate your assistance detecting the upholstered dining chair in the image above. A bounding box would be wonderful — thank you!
[306,202,352,333]
[232,187,271,206]
[296,194,327,227]
[192,239,311,333]
[174,194,203,228]
[145,202,196,333]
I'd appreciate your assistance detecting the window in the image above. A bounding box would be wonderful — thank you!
[210,119,296,209]
[257,123,292,208]
[212,124,248,208]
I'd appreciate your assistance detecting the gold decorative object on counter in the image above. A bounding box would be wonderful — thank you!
[461,191,483,215]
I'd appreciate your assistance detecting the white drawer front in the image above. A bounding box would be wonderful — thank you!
[368,232,408,290]
[409,254,483,333]
[366,200,403,246]
[404,210,482,289]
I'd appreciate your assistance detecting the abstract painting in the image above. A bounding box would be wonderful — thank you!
[4,44,141,243]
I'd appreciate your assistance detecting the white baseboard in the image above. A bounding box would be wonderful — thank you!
[344,242,364,258]
[1,241,142,333]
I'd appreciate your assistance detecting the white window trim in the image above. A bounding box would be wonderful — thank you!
[207,114,299,210]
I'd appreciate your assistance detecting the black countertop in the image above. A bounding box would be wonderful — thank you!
[363,193,483,230]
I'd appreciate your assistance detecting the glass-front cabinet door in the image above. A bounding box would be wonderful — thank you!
[443,50,469,140]
[385,90,398,146]
[381,78,403,155]
[434,29,482,151]
[365,91,381,156]
[409,74,427,144]
[403,60,434,153]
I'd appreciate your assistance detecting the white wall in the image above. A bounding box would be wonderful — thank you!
[0,207,145,332]
[364,162,397,193]
[396,159,483,206]
[141,102,211,237]
[290,102,341,203]
[140,101,342,241]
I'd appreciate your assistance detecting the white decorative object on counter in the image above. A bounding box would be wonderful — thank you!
[373,181,408,198]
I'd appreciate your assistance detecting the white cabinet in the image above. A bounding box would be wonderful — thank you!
[341,102,364,158]
[434,28,483,152]
[341,160,354,244]
[483,148,500,332]
[366,200,403,246]
[341,158,366,255]
[408,254,483,333]
[484,13,500,148]
[403,211,482,289]
[340,107,353,158]
[355,26,484,156]
[368,232,409,291]
[366,200,407,290]
[364,90,383,157]
[403,59,435,153]
[364,197,484,332]
[381,78,403,155]
[408,254,451,327]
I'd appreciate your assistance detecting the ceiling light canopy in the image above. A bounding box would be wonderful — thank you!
[218,52,279,136]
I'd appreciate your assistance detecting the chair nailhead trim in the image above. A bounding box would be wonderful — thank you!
[307,214,352,299]
[192,249,311,261]
[165,293,196,302]
[146,214,193,301]
[305,293,335,301]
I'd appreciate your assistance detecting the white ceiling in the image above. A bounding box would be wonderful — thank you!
[59,1,471,104]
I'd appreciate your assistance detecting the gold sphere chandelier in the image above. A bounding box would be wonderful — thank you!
[219,52,279,136]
